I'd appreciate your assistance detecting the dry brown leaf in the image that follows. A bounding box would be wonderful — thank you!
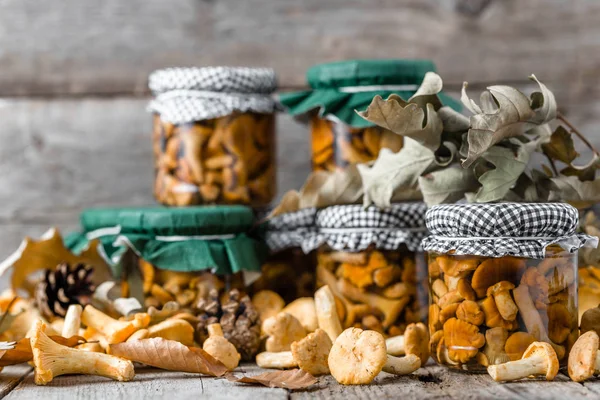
[0,228,112,294]
[0,335,85,367]
[109,337,228,377]
[226,369,317,390]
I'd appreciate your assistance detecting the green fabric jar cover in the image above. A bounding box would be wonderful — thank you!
[278,59,461,128]
[65,206,266,283]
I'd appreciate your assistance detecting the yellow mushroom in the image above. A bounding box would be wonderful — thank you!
[31,320,134,385]
[147,319,195,346]
[202,324,240,371]
[81,305,149,344]
[262,313,306,352]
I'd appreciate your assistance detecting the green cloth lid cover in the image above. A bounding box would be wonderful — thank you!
[278,59,461,128]
[66,206,266,280]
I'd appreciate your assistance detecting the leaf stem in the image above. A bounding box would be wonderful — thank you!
[557,112,600,156]
[544,154,559,177]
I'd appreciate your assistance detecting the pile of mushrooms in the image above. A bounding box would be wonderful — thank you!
[254,285,430,384]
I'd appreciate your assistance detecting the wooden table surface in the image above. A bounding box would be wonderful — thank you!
[1,363,599,400]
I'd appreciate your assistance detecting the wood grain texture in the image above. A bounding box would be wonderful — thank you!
[0,366,31,398]
[5,364,600,400]
[0,0,599,95]
[4,365,288,400]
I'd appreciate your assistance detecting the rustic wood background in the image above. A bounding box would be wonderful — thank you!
[0,0,599,264]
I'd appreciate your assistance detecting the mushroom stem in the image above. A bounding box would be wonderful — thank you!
[207,323,224,337]
[256,351,298,369]
[31,321,134,385]
[62,304,82,338]
[487,354,548,382]
[382,354,421,375]
[315,286,343,342]
[386,335,405,356]
[81,305,149,344]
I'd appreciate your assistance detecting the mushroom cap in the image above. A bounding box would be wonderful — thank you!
[471,257,525,298]
[404,322,430,366]
[547,303,572,344]
[457,279,476,301]
[440,303,460,323]
[252,290,285,322]
[203,336,241,371]
[505,332,536,361]
[443,318,485,363]
[581,306,600,337]
[486,281,516,297]
[456,300,484,326]
[291,328,332,376]
[263,312,307,352]
[568,331,599,382]
[282,297,318,333]
[522,342,559,380]
[328,328,386,385]
[437,256,480,277]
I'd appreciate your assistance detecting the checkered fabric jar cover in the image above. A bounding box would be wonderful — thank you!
[421,202,598,259]
[147,67,278,124]
[264,208,318,253]
[303,202,428,253]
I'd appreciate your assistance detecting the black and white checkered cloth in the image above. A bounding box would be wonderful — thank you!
[264,208,318,252]
[303,203,429,253]
[147,67,278,124]
[421,202,598,259]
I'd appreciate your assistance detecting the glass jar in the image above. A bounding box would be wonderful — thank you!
[427,247,578,371]
[422,202,598,372]
[310,117,402,171]
[249,248,316,303]
[278,59,462,172]
[317,247,428,336]
[153,112,276,206]
[149,67,278,207]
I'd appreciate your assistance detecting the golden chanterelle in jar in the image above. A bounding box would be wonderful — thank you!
[421,202,598,372]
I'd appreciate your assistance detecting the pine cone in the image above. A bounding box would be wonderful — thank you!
[195,289,260,361]
[35,262,95,319]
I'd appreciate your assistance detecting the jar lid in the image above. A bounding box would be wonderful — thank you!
[278,59,461,128]
[66,205,266,278]
[422,202,598,258]
[80,208,126,231]
[148,67,278,124]
[262,208,319,252]
[303,202,429,253]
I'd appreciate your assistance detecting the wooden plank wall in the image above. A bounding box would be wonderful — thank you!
[0,0,599,262]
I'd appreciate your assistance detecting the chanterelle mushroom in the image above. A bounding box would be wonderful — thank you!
[443,318,485,363]
[263,312,306,352]
[487,281,518,321]
[568,331,600,382]
[291,328,332,376]
[456,300,484,326]
[547,303,572,344]
[478,327,509,366]
[202,323,240,371]
[471,257,525,298]
[580,305,600,337]
[252,290,285,322]
[282,297,318,333]
[487,342,559,382]
[403,322,430,366]
[505,332,536,361]
[329,327,421,385]
[328,328,387,385]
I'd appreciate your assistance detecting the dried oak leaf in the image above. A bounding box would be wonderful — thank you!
[418,167,479,206]
[469,143,529,203]
[549,176,600,206]
[109,337,227,377]
[357,72,444,151]
[542,126,579,165]
[0,335,84,367]
[358,138,434,208]
[0,228,112,294]
[461,75,557,167]
[226,369,317,390]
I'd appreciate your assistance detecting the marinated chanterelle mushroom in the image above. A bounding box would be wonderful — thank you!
[487,342,559,382]
[568,331,600,382]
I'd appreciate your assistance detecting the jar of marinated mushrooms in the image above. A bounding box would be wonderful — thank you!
[278,59,461,172]
[67,206,267,308]
[421,203,599,372]
[311,203,429,336]
[251,208,319,303]
[148,67,278,207]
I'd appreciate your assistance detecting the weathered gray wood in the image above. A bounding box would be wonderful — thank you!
[0,0,599,94]
[5,364,600,400]
[4,365,287,400]
[0,366,32,398]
